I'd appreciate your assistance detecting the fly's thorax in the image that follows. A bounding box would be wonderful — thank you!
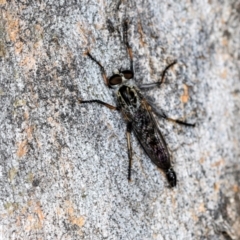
[117,84,142,115]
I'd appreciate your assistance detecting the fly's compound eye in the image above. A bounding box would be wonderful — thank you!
[121,70,134,79]
[109,74,122,87]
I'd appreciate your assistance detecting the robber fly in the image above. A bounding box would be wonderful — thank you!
[80,21,194,187]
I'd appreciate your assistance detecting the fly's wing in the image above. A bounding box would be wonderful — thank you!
[131,100,171,170]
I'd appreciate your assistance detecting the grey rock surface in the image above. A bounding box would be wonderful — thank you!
[0,0,240,239]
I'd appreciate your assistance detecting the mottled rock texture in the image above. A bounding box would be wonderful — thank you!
[0,0,240,239]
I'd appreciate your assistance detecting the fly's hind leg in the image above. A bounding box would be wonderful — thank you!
[126,122,133,181]
[158,111,195,127]
[149,103,195,127]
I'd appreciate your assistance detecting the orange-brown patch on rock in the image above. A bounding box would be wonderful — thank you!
[16,140,28,158]
[6,15,19,42]
[65,200,86,228]
[20,56,36,70]
[181,84,189,103]
[0,0,7,4]
[15,41,23,54]
[211,158,225,167]
[138,21,146,47]
[26,126,34,140]
[220,69,227,79]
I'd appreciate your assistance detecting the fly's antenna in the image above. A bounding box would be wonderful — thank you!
[123,19,133,73]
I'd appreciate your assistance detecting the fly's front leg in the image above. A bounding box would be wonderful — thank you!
[139,61,177,90]
[86,52,109,86]
[79,99,119,111]
[126,122,133,181]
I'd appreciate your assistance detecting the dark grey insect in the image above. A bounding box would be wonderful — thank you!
[80,21,194,187]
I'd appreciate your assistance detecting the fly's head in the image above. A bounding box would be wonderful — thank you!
[108,69,139,114]
[166,167,177,188]
[108,69,134,88]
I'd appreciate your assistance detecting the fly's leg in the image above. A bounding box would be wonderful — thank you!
[80,99,134,180]
[149,104,195,127]
[116,0,123,10]
[126,122,133,181]
[86,52,109,86]
[139,61,177,90]
[123,20,133,73]
[139,60,195,126]
[79,99,119,111]
[159,112,195,127]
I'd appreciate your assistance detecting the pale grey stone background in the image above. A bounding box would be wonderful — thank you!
[0,0,240,239]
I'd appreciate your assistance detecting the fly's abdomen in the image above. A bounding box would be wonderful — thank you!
[132,108,171,171]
